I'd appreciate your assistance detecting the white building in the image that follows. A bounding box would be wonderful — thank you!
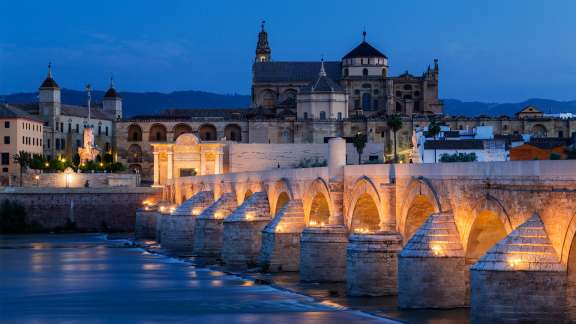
[412,125,511,163]
[297,61,348,120]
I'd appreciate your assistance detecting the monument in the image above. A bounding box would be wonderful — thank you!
[78,85,102,163]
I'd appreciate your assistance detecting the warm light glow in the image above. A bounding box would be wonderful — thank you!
[245,212,255,220]
[309,220,317,226]
[144,206,150,211]
[431,244,443,256]
[169,207,176,214]
[159,206,166,212]
[34,175,40,180]
[354,227,371,234]
[44,162,49,167]
[214,211,223,219]
[508,256,522,268]
[99,162,104,167]
[61,158,67,163]
[192,208,202,216]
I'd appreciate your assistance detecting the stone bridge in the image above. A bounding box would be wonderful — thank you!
[138,138,576,323]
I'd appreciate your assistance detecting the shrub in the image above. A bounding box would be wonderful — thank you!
[550,152,562,160]
[439,152,478,163]
[295,157,327,168]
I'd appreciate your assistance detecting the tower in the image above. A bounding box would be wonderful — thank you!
[38,62,61,125]
[103,76,123,120]
[255,20,271,62]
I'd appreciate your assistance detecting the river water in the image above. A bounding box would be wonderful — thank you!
[0,234,393,323]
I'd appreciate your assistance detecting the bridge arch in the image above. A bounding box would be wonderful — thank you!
[463,195,512,263]
[269,178,294,216]
[346,177,384,232]
[398,177,442,241]
[303,178,333,226]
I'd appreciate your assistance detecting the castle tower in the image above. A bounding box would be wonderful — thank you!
[103,76,123,120]
[38,62,61,126]
[255,20,271,62]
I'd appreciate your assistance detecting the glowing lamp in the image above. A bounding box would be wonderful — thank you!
[431,244,443,256]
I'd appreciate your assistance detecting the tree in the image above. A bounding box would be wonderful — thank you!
[13,151,31,186]
[386,114,403,163]
[428,122,442,163]
[352,132,367,165]
[72,153,81,168]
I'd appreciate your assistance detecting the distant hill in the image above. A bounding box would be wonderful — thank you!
[2,89,575,118]
[1,89,251,117]
[443,98,576,117]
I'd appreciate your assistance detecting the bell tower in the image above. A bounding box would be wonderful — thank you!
[38,62,61,125]
[255,20,271,62]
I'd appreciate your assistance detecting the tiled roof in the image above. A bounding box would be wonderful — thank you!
[0,104,44,122]
[5,103,113,121]
[253,61,342,83]
[40,76,59,89]
[301,75,344,93]
[103,87,120,99]
[527,137,571,149]
[342,41,387,59]
[424,139,485,150]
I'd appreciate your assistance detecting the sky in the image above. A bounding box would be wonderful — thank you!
[1,0,575,102]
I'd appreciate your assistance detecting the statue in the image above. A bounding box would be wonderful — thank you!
[78,85,101,164]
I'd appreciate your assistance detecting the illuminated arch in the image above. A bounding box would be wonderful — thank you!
[303,178,333,226]
[398,177,442,240]
[346,177,384,231]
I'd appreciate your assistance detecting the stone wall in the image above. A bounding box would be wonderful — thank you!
[0,187,161,232]
[228,143,384,173]
[20,172,140,188]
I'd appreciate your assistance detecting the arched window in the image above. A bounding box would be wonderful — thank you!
[148,124,167,142]
[128,124,143,142]
[532,124,547,138]
[283,89,297,101]
[173,123,193,141]
[261,90,276,109]
[362,93,372,110]
[127,144,142,163]
[199,124,217,141]
[319,111,327,120]
[224,124,242,142]
[362,68,368,78]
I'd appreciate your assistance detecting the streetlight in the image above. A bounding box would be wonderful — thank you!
[34,175,40,186]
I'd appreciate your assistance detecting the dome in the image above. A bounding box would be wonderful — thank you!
[342,40,387,60]
[103,87,120,99]
[40,63,59,89]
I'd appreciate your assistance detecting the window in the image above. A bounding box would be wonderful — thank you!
[319,111,327,120]
[354,100,360,109]
[559,131,564,138]
[404,84,412,90]
[4,121,9,128]
[362,83,371,88]
[105,126,109,136]
[362,68,368,78]
[362,93,372,110]
[180,168,196,177]
[55,138,60,150]
[337,112,342,120]
[343,68,349,77]
[61,139,65,150]
[3,136,9,144]
[47,139,50,149]
[303,112,308,120]
[1,153,9,165]
[60,122,64,132]
[414,91,420,97]
[105,142,111,151]
[76,139,81,148]
[98,125,102,135]
[373,99,379,109]
[68,123,71,133]
[396,91,402,97]
[76,124,79,133]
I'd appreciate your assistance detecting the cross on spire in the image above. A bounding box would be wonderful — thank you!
[261,20,266,32]
[47,62,53,78]
[319,57,326,77]
[362,28,367,42]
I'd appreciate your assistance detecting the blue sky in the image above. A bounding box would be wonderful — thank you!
[1,0,575,102]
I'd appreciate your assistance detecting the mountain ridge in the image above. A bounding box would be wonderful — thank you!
[2,89,575,118]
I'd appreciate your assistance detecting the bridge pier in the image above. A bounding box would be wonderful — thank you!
[135,208,160,240]
[160,191,214,253]
[346,231,402,296]
[471,214,566,323]
[259,200,306,272]
[398,212,468,309]
[300,225,348,282]
[193,192,238,258]
[222,192,271,270]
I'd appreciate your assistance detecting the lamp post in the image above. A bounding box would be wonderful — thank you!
[34,175,40,187]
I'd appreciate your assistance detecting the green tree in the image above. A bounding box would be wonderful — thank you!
[13,151,31,186]
[352,132,367,164]
[428,122,442,163]
[386,114,403,163]
[72,153,81,168]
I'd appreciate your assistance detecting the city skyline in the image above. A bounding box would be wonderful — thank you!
[1,0,575,102]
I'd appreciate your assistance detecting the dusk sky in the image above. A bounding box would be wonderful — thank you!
[1,0,575,102]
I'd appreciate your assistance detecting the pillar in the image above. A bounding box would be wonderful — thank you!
[160,191,213,254]
[167,151,173,181]
[346,232,402,296]
[398,212,468,309]
[259,199,306,272]
[470,214,566,323]
[300,225,348,282]
[222,192,271,270]
[193,192,238,258]
[153,151,160,186]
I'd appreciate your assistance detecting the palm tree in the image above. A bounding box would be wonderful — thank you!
[428,122,442,163]
[352,132,367,165]
[13,151,31,187]
[386,114,403,163]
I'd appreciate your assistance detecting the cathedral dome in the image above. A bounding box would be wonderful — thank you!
[342,32,387,60]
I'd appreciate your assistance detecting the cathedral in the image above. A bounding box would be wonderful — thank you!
[251,22,443,117]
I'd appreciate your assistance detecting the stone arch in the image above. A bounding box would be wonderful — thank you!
[531,124,548,137]
[268,178,294,216]
[564,211,576,319]
[462,194,513,260]
[350,193,380,232]
[199,124,217,141]
[127,124,142,142]
[127,144,142,163]
[346,177,384,231]
[173,123,193,141]
[224,124,242,142]
[303,178,333,226]
[398,177,442,241]
[149,124,167,142]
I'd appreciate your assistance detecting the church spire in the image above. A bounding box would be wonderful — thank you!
[362,28,367,42]
[47,62,53,78]
[255,20,271,62]
[319,58,327,77]
[40,62,59,89]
